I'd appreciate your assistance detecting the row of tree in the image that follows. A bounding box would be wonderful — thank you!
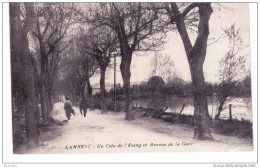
[10,3,40,150]
[11,2,250,150]
[58,3,214,141]
[10,3,79,150]
[119,74,250,98]
[104,74,250,119]
[86,2,211,139]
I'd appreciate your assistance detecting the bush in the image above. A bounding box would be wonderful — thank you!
[212,118,252,138]
[93,98,125,112]
[147,76,165,92]
[132,92,164,99]
[173,114,194,126]
[107,100,125,112]
[93,98,101,109]
[161,87,184,96]
[13,112,26,150]
[133,106,252,139]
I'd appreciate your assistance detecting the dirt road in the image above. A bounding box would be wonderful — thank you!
[23,102,252,154]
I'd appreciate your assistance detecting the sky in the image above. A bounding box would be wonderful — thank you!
[91,3,251,86]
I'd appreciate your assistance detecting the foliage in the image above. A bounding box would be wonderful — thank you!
[93,98,125,112]
[149,53,175,81]
[147,76,166,92]
[27,3,79,118]
[13,113,26,151]
[134,106,252,139]
[11,2,40,150]
[162,3,215,139]
[83,3,168,54]
[212,119,252,138]
[82,2,169,119]
[215,23,248,119]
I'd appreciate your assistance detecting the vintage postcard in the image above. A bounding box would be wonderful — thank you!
[2,1,257,165]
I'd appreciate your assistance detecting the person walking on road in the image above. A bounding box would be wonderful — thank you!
[64,96,75,120]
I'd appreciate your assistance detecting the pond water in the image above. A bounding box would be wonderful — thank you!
[133,96,252,121]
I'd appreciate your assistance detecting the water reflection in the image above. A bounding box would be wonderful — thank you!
[133,96,252,121]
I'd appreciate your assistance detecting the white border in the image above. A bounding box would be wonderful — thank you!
[1,1,258,166]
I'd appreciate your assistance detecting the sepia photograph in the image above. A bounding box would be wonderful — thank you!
[3,1,258,164]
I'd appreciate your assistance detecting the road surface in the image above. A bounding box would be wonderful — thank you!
[22,102,253,154]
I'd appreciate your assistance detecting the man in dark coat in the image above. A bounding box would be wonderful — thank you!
[64,96,75,120]
[80,98,88,117]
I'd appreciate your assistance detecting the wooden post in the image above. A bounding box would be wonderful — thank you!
[152,107,168,118]
[229,104,232,122]
[114,54,116,112]
[179,104,185,114]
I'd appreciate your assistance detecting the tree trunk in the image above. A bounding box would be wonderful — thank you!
[120,59,134,120]
[86,77,94,110]
[49,91,54,110]
[39,31,50,119]
[100,67,107,113]
[41,78,54,120]
[24,59,40,149]
[190,62,213,140]
[45,91,51,117]
[116,22,134,120]
[214,100,224,120]
[10,3,22,151]
[89,93,94,110]
[10,2,40,149]
[171,3,213,140]
[40,82,48,119]
[229,104,232,122]
[80,87,85,106]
